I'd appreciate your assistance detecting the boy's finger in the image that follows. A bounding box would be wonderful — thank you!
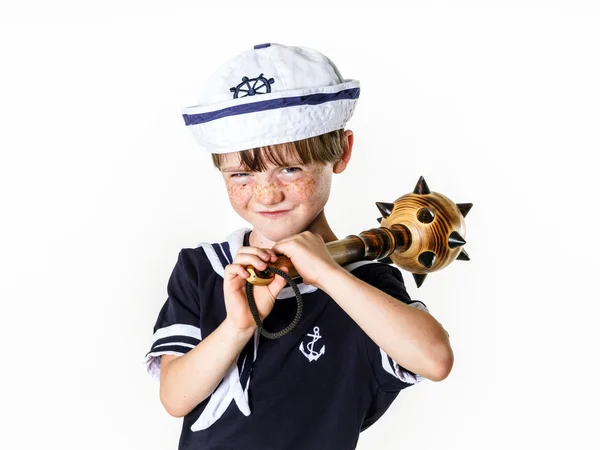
[225,264,250,279]
[237,247,273,262]
[271,242,288,256]
[232,253,268,269]
[267,273,289,298]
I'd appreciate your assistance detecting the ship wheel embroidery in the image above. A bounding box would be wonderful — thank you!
[230,73,275,99]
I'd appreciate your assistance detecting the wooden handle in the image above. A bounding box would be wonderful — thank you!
[246,176,472,288]
[246,225,411,284]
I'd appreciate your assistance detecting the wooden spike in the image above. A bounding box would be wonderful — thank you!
[456,248,470,261]
[457,203,473,218]
[413,273,427,288]
[448,231,466,249]
[377,217,382,224]
[375,202,394,218]
[418,251,436,268]
[413,176,431,195]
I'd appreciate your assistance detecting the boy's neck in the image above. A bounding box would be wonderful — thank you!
[248,210,338,248]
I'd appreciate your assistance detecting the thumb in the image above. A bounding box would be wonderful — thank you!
[267,266,289,299]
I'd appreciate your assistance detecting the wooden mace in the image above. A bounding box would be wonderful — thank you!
[246,176,472,288]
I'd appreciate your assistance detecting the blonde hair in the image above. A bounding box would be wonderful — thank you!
[211,129,346,171]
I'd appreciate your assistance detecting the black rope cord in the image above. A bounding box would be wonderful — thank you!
[245,266,303,339]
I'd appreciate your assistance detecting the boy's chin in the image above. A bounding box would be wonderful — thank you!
[254,225,306,243]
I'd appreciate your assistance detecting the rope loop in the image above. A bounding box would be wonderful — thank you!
[245,266,303,339]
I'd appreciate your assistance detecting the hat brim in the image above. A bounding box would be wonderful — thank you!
[182,80,360,154]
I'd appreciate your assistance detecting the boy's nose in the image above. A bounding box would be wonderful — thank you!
[254,182,284,205]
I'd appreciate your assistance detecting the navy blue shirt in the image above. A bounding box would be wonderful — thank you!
[145,228,428,450]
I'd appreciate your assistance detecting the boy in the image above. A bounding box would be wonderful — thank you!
[145,43,453,450]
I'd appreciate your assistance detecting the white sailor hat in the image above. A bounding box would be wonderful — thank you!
[181,43,360,154]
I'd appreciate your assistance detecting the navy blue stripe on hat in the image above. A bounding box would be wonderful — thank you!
[183,87,360,126]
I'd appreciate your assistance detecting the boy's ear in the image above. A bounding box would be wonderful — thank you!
[333,129,354,174]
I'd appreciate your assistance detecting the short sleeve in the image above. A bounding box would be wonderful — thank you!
[357,263,429,392]
[144,250,202,380]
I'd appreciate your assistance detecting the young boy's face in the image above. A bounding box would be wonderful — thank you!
[219,151,335,243]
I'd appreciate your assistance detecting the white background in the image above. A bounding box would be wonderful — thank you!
[1,1,598,449]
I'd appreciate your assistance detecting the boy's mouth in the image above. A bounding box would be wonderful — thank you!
[258,210,290,218]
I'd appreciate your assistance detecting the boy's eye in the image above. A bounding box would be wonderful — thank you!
[230,173,249,178]
[282,167,301,174]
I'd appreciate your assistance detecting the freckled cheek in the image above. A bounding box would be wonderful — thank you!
[225,182,253,208]
[285,178,325,200]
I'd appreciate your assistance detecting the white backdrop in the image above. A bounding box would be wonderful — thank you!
[1,1,598,449]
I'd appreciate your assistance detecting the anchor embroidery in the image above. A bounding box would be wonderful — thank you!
[299,326,326,362]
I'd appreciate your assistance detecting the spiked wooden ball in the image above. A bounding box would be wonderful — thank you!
[377,176,472,287]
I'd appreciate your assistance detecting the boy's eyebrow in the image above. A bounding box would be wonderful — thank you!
[221,161,305,172]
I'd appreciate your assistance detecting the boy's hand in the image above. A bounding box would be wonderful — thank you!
[272,231,342,289]
[223,246,289,333]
